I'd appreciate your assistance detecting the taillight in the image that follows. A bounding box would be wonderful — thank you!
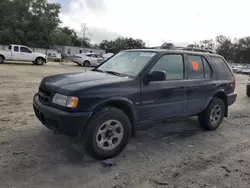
[233,79,236,90]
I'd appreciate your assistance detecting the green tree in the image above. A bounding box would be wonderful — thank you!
[99,37,145,53]
[160,42,174,49]
[215,35,234,61]
[0,0,61,48]
[199,39,215,50]
[187,42,200,48]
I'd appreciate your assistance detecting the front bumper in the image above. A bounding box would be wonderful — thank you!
[227,93,237,106]
[33,94,92,136]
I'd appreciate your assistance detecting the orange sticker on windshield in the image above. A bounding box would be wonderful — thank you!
[192,61,199,70]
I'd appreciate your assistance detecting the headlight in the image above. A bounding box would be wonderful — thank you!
[52,93,79,108]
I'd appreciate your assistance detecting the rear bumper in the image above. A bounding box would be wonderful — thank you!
[227,93,237,106]
[33,94,92,136]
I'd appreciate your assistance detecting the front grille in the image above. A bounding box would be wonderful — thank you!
[38,86,53,104]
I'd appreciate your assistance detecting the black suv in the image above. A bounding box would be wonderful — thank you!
[33,49,237,159]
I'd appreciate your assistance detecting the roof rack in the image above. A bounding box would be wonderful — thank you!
[173,47,216,54]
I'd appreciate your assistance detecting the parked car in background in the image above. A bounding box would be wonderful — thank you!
[231,65,244,73]
[102,53,114,60]
[241,67,250,75]
[0,44,47,65]
[48,52,62,62]
[72,53,105,66]
[247,74,250,97]
[33,48,237,159]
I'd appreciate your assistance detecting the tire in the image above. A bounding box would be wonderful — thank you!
[35,57,45,65]
[198,98,225,130]
[83,60,90,67]
[247,88,250,97]
[84,107,131,160]
[32,61,38,65]
[0,55,4,64]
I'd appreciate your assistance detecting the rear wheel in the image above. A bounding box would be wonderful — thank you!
[84,107,131,160]
[83,60,90,67]
[0,55,4,64]
[198,98,225,130]
[36,57,45,65]
[247,87,250,97]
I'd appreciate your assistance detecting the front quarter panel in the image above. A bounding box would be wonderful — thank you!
[76,80,141,113]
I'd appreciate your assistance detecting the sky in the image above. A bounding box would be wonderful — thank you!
[49,0,250,46]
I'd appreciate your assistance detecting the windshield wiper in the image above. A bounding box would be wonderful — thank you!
[92,69,104,73]
[93,69,128,77]
[105,71,127,77]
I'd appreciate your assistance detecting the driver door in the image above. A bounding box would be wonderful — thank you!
[96,54,105,64]
[139,54,188,122]
[20,46,33,61]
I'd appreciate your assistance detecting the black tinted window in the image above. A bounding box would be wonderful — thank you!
[202,57,212,78]
[188,55,204,79]
[14,46,19,52]
[20,47,32,53]
[150,54,184,80]
[210,57,233,79]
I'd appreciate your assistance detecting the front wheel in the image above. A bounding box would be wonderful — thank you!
[247,87,250,97]
[84,107,131,160]
[0,55,4,64]
[83,60,90,67]
[198,98,225,130]
[36,57,45,65]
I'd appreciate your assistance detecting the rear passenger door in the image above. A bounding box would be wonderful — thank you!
[12,46,21,61]
[186,55,216,115]
[139,54,188,122]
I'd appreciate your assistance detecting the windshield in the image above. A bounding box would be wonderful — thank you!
[96,51,156,76]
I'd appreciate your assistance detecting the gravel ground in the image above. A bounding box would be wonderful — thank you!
[1,61,250,188]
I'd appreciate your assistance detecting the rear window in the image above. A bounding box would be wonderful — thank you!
[14,46,19,52]
[210,56,233,79]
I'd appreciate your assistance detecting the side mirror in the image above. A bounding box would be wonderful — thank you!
[147,70,166,82]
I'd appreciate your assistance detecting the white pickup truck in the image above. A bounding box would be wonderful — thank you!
[0,44,47,65]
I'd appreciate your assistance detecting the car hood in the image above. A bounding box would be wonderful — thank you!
[34,52,46,58]
[41,71,131,94]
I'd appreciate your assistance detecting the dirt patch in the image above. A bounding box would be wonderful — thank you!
[1,63,250,188]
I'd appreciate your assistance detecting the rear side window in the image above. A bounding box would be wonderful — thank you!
[188,55,212,79]
[203,57,212,78]
[210,56,233,79]
[150,54,184,80]
[14,46,19,52]
[188,55,204,79]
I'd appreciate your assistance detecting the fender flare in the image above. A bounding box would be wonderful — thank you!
[0,54,6,59]
[35,56,46,63]
[203,89,228,117]
[82,97,137,136]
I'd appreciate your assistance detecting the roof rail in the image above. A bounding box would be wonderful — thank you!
[174,46,216,54]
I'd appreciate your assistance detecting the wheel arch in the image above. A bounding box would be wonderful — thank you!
[0,54,5,62]
[35,56,46,63]
[0,54,5,59]
[204,90,228,117]
[83,98,137,137]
